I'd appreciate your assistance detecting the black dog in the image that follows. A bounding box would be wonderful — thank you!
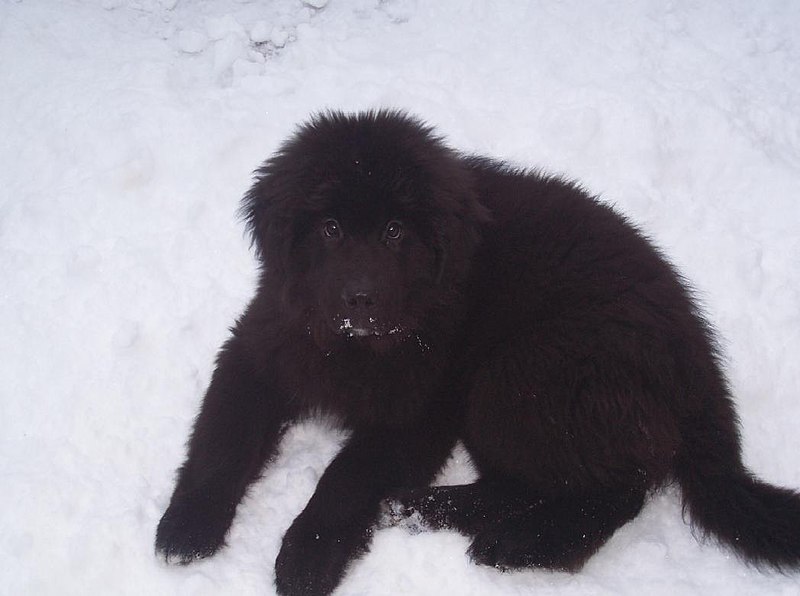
[156,110,800,595]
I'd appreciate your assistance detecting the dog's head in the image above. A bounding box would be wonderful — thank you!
[242,110,488,352]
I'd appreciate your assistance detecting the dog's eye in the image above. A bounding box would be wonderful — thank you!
[385,220,403,240]
[322,219,341,239]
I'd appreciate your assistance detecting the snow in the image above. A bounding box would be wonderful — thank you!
[1,0,799,594]
[178,29,209,54]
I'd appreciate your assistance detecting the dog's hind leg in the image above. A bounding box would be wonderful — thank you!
[383,480,646,571]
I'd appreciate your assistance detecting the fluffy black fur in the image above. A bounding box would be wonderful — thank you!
[155,110,800,595]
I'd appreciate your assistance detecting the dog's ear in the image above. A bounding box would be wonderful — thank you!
[240,170,268,261]
[430,160,491,287]
[239,166,294,279]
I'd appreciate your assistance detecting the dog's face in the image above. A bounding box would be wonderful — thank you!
[243,110,488,352]
[294,180,443,352]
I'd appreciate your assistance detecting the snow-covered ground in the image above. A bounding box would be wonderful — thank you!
[2,0,800,594]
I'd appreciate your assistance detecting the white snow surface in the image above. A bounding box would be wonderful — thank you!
[2,1,800,594]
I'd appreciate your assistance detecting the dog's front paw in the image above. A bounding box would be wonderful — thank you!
[155,492,235,564]
[275,511,372,596]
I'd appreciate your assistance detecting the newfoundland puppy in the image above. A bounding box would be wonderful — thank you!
[156,110,800,595]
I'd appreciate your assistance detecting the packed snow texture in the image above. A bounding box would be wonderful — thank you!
[2,1,800,594]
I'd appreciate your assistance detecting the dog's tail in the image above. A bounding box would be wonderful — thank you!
[675,393,800,569]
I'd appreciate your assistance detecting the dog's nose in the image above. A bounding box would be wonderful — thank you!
[342,282,377,311]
